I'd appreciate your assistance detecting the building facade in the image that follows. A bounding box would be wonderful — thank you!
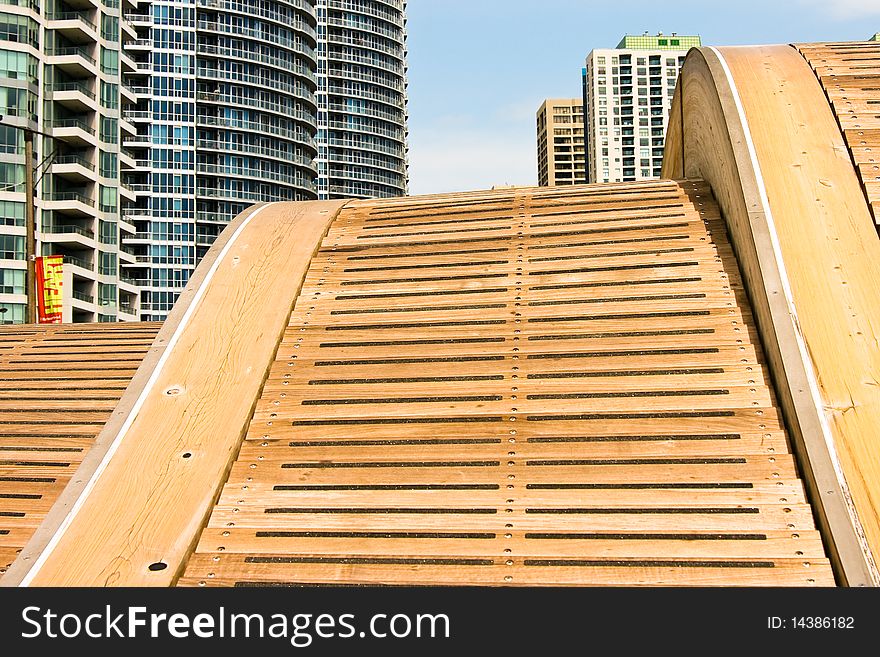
[1,0,142,323]
[315,0,407,199]
[1,0,409,324]
[584,33,700,183]
[120,0,320,320]
[536,98,585,186]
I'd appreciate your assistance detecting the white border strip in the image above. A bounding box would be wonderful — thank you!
[708,46,875,578]
[18,202,274,586]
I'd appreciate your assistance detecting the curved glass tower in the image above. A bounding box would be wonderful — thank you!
[316,0,407,199]
[122,0,319,319]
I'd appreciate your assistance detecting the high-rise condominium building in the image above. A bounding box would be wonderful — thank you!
[121,0,320,320]
[1,1,409,324]
[536,98,585,186]
[584,33,700,183]
[1,0,141,323]
[315,0,408,199]
[122,0,408,321]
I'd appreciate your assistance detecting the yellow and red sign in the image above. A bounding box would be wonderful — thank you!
[36,255,63,324]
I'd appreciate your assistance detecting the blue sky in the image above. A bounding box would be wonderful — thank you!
[405,0,880,195]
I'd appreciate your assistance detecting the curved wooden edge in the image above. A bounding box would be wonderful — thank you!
[2,199,349,587]
[665,44,878,586]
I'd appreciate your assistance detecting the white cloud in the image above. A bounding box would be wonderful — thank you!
[797,0,880,19]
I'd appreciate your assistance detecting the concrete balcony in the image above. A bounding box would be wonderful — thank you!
[120,83,138,104]
[42,224,97,250]
[126,182,151,197]
[46,12,99,45]
[119,115,138,137]
[124,84,151,100]
[42,191,96,218]
[122,133,151,148]
[51,155,97,184]
[118,275,141,294]
[46,47,98,78]
[123,231,152,244]
[118,214,139,235]
[118,149,137,170]
[50,118,97,147]
[71,290,97,313]
[118,182,138,203]
[120,15,138,41]
[123,13,152,27]
[66,0,100,10]
[50,81,97,113]
[126,38,152,51]
[122,110,152,123]
[119,49,138,74]
[62,253,96,276]
[118,303,139,319]
[118,246,137,264]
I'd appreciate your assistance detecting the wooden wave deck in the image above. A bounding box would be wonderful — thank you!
[4,40,880,587]
[176,181,832,586]
[0,323,160,575]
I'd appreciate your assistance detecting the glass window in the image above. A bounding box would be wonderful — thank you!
[0,86,36,119]
[0,267,24,294]
[0,49,36,82]
[0,162,23,192]
[0,124,22,154]
[100,47,119,75]
[0,302,25,324]
[99,220,117,244]
[98,283,117,306]
[100,81,118,109]
[0,234,24,259]
[98,251,117,276]
[100,117,118,144]
[101,14,119,41]
[99,185,118,213]
[0,200,24,226]
[100,151,117,179]
[0,13,39,48]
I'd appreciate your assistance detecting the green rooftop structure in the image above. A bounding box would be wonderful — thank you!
[870,33,879,41]
[616,33,702,49]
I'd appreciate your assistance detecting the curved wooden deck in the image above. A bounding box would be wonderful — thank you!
[3,201,346,586]
[0,323,160,575]
[796,41,880,225]
[3,41,880,588]
[665,44,880,585]
[176,182,830,587]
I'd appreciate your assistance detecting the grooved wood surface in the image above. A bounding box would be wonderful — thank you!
[7,201,345,587]
[714,45,880,579]
[179,182,833,587]
[0,323,160,579]
[663,45,877,585]
[796,41,880,225]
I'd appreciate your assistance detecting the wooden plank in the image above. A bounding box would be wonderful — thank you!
[0,322,159,583]
[178,556,834,587]
[665,43,878,585]
[3,201,347,587]
[797,41,880,224]
[176,182,833,587]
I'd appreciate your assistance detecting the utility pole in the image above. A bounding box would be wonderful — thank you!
[24,127,36,324]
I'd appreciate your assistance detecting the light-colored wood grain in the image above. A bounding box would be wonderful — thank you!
[2,201,347,587]
[796,41,880,225]
[176,182,832,587]
[664,44,879,585]
[0,323,159,580]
